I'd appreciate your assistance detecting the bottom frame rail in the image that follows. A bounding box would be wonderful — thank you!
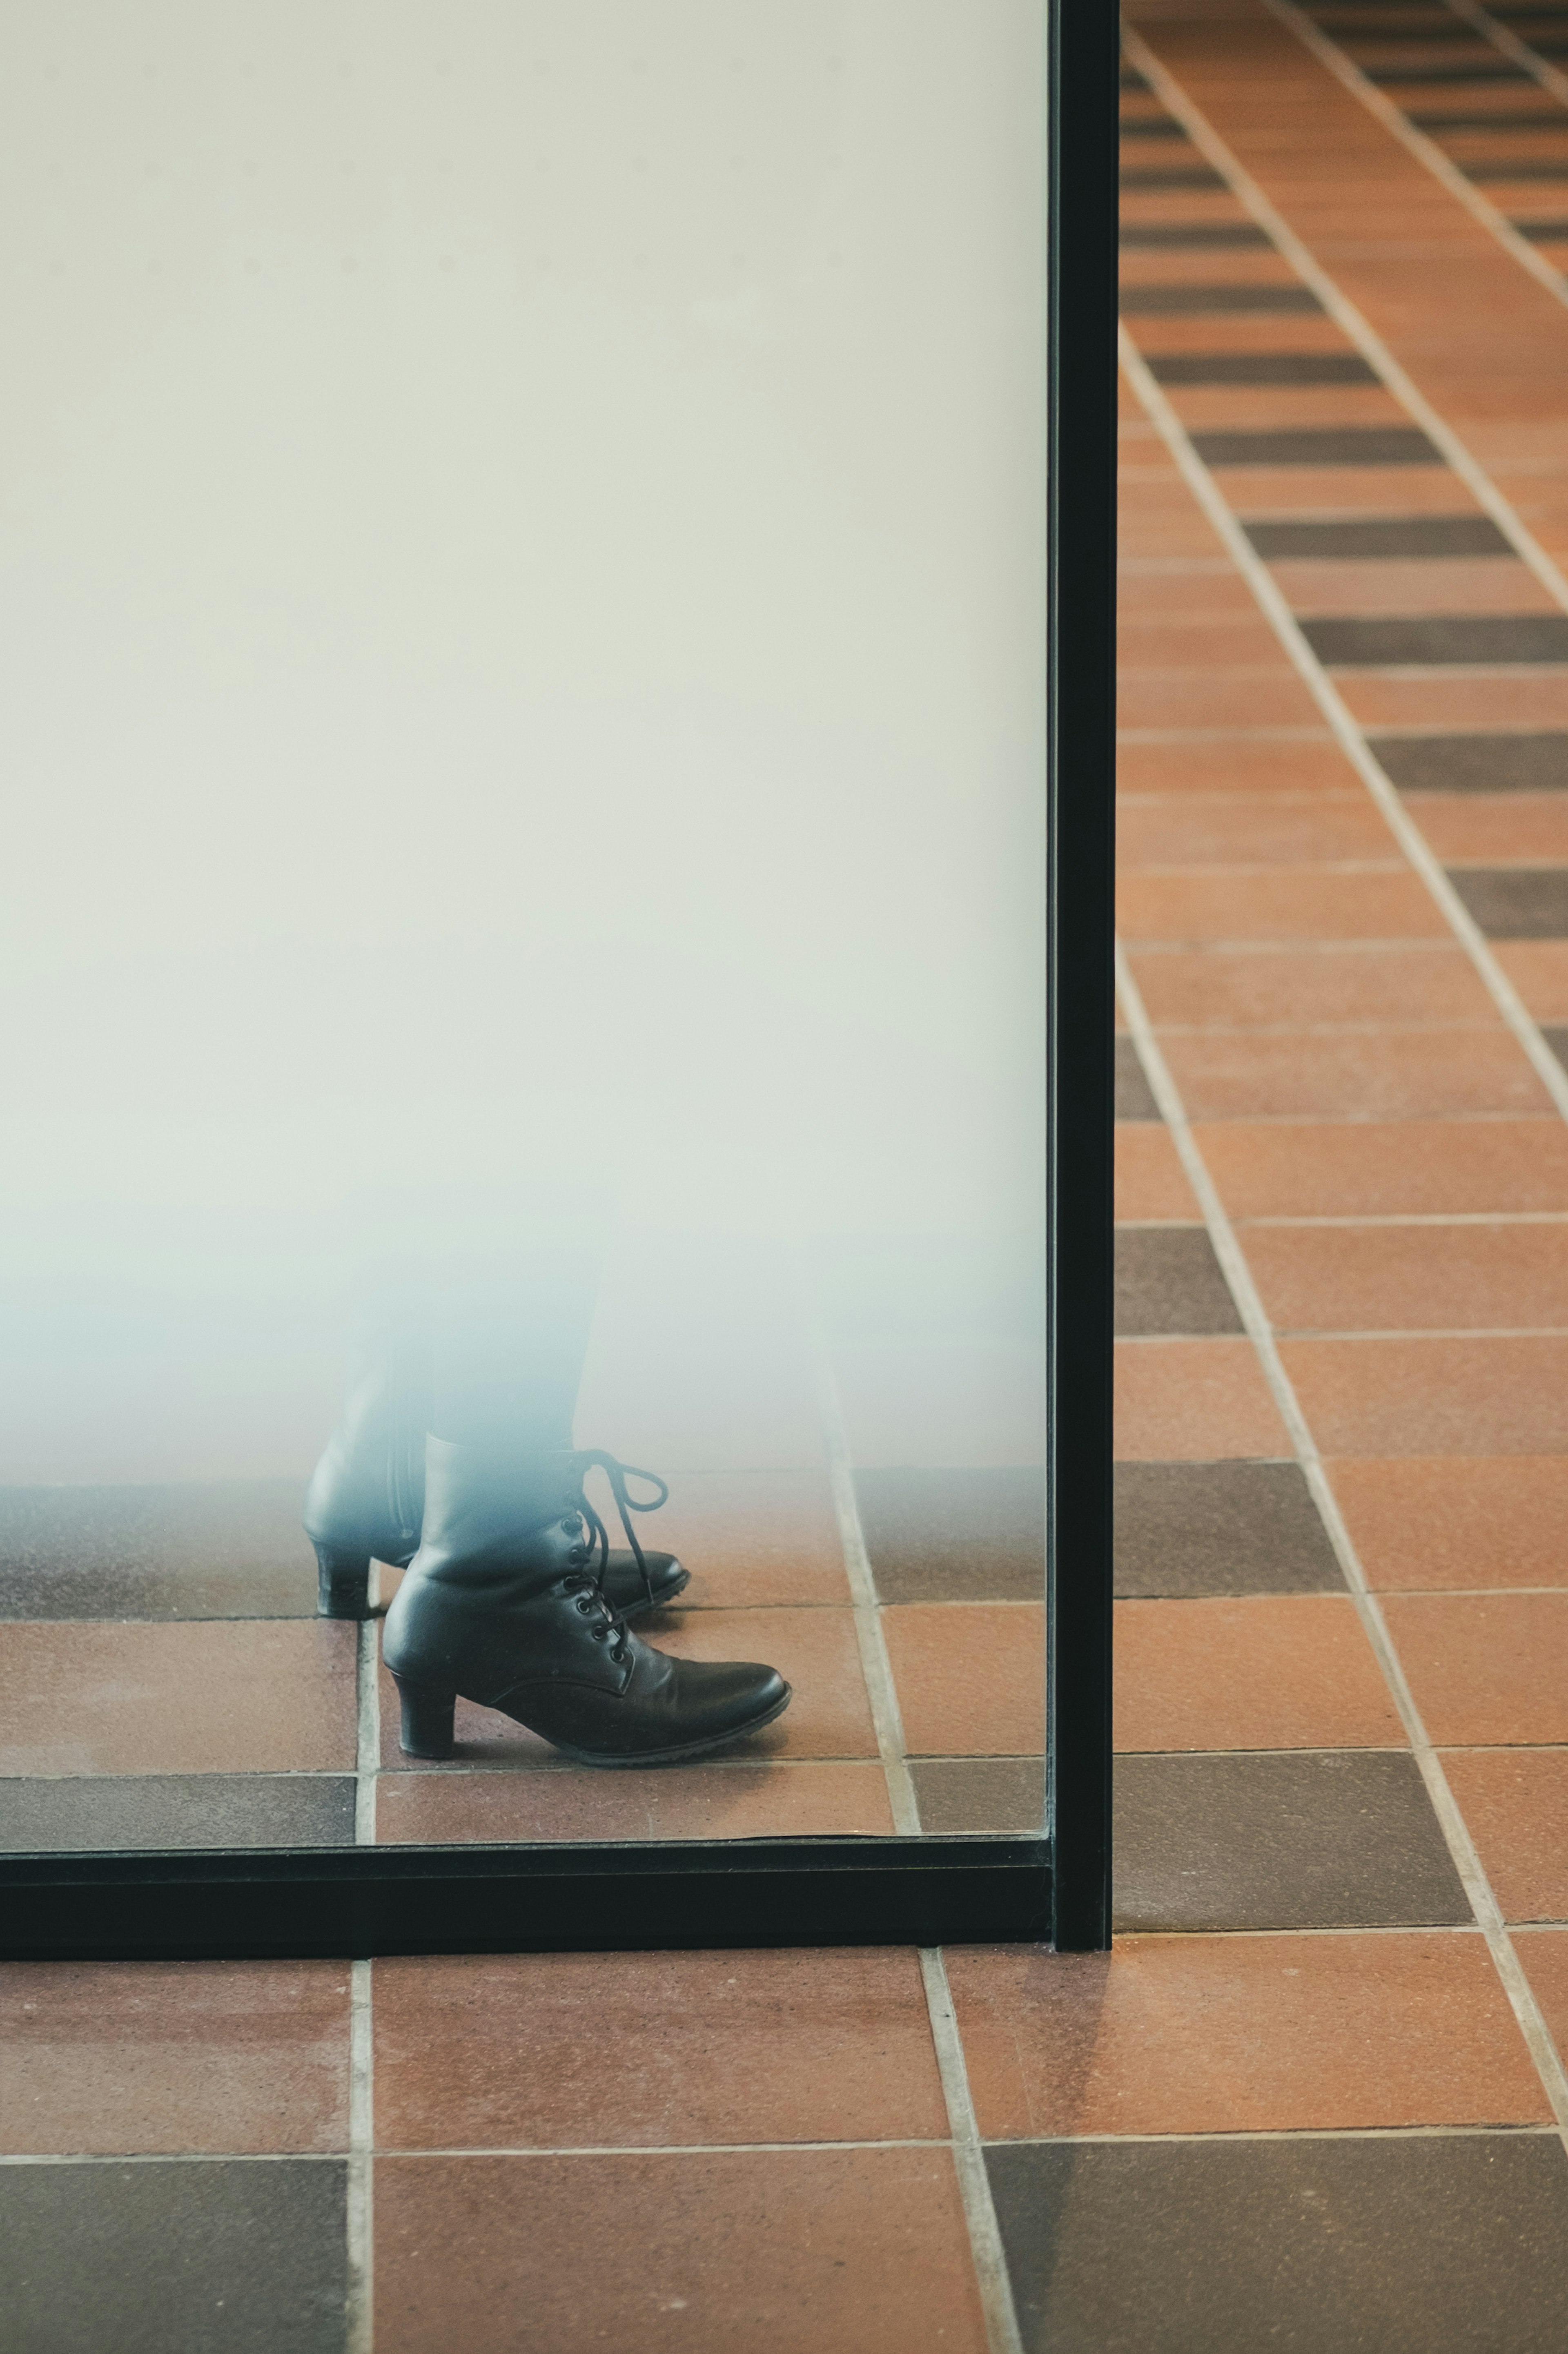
[0,1836,1053,1960]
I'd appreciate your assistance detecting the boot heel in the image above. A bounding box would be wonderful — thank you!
[393,1676,457,1759]
[314,1544,372,1620]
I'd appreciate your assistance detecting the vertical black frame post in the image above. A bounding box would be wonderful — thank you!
[1045,0,1119,1951]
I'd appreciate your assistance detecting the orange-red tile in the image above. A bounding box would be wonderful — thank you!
[1115,1594,1404,1751]
[1443,1752,1568,1922]
[881,1603,1044,1756]
[1117,674,1328,731]
[1281,1335,1568,1456]
[0,1622,356,1775]
[1270,560,1557,617]
[1222,467,1481,515]
[374,2150,989,2354]
[1493,941,1568,1023]
[372,1948,947,2148]
[1404,793,1568,865]
[0,1962,350,2154]
[1114,1336,1291,1459]
[1199,1119,1568,1217]
[1245,1223,1568,1333]
[945,1933,1545,2137]
[1164,1030,1546,1121]
[1350,677,1568,730]
[1129,943,1493,1028]
[1118,796,1394,869]
[1116,1123,1202,1221]
[1330,1458,1568,1592]
[1385,1593,1568,1744]
[1114,737,1349,796]
[1118,869,1443,943]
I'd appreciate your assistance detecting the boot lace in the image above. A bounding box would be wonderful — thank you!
[565,1451,671,1611]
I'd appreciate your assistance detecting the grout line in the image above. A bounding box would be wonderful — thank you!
[1118,946,1568,2144]
[355,1621,379,1846]
[346,1958,374,2354]
[1120,23,1568,620]
[1248,0,1568,313]
[919,1949,1027,2354]
[811,1347,923,1838]
[1116,326,1568,1129]
[1443,0,1568,114]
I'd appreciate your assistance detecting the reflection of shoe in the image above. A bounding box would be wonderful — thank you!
[383,1438,790,1766]
[303,1347,688,1622]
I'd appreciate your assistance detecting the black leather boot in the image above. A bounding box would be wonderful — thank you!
[304,1347,689,1623]
[382,1439,790,1765]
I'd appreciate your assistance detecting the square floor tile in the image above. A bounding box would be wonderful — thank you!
[855,1467,1044,1603]
[375,1606,877,1770]
[1307,616,1568,667]
[1118,796,1395,871]
[1405,791,1568,865]
[0,1960,350,2155]
[986,2135,1568,2354]
[1164,1028,1544,1121]
[910,1757,1044,1834]
[0,1773,355,1853]
[1201,1119,1568,1218]
[1329,1456,1568,1589]
[0,2159,346,2354]
[638,1470,849,1609]
[1114,1750,1467,1930]
[0,1481,315,1619]
[1513,1929,1568,2054]
[1373,733,1568,793]
[1245,1222,1568,1334]
[1128,941,1492,1028]
[373,1948,945,2149]
[1116,1037,1160,1121]
[0,1621,357,1775]
[1118,869,1442,945]
[1444,1750,1568,1922]
[1116,1125,1202,1221]
[945,1932,1546,2138]
[1115,1228,1242,1335]
[881,1603,1044,1756]
[1116,1594,1404,1751]
[1114,1460,1343,1596]
[1494,939,1568,1021]
[1384,1593,1568,1743]
[1279,1335,1568,1456]
[1115,1338,1291,1460]
[374,1760,896,1843]
[374,2151,988,2354]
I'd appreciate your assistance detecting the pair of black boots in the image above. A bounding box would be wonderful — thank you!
[303,1342,789,1766]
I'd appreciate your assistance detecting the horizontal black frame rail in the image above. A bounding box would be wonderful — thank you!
[0,1837,1051,1962]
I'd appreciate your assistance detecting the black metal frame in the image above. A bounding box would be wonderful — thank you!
[0,0,1118,1963]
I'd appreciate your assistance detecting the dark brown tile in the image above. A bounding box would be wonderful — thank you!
[1196,426,1441,465]
[909,1757,1044,1834]
[1116,1035,1160,1120]
[1450,866,1568,936]
[0,1480,315,1619]
[1148,351,1377,383]
[1114,1460,1343,1596]
[987,2137,1568,2354]
[949,1932,1546,2136]
[0,1773,355,1853]
[1114,1750,1467,1929]
[1307,617,1568,666]
[1248,516,1513,558]
[0,1621,356,1774]
[0,2162,347,2354]
[855,1467,1044,1603]
[373,1948,945,2149]
[1373,732,1568,792]
[1116,1228,1244,1335]
[0,1961,350,2153]
[1122,285,1323,314]
[374,2151,989,2354]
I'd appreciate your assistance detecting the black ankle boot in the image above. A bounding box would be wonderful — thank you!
[304,1346,689,1623]
[382,1439,790,1766]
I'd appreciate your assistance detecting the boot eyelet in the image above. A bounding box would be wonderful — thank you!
[561,1515,582,1538]
[575,1596,594,1615]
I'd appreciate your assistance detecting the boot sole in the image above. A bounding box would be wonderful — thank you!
[539,1683,793,1770]
[617,1566,691,1621]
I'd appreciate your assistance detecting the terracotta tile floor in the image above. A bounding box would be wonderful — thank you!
[16,8,1568,2345]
